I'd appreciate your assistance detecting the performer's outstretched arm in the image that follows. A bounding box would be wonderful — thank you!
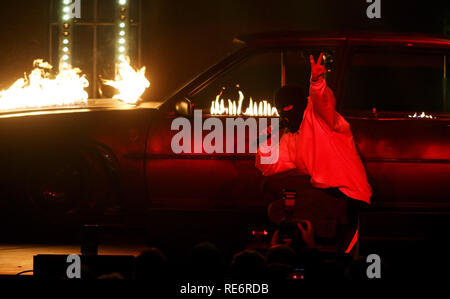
[309,53,336,129]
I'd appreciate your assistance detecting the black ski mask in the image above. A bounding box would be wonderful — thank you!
[274,85,308,133]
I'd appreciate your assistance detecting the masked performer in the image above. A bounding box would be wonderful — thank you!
[256,53,371,251]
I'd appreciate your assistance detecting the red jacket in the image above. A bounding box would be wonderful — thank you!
[256,78,372,204]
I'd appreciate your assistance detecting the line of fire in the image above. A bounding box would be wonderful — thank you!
[0,0,449,287]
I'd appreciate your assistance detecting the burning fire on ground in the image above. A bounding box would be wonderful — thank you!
[210,86,279,117]
[0,59,89,110]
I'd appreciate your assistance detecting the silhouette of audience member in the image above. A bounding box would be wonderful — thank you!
[135,247,168,281]
[189,242,225,280]
[265,245,296,280]
[315,259,346,280]
[345,257,368,281]
[97,272,125,279]
[231,249,267,280]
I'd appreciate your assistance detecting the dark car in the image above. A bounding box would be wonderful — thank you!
[0,32,449,251]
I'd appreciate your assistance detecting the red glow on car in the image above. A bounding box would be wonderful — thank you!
[283,105,294,112]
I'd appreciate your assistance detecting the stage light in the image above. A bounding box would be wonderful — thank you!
[115,0,129,64]
[60,0,75,69]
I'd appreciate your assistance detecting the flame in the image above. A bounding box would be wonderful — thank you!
[210,88,279,117]
[0,59,89,110]
[103,58,150,104]
[408,112,434,119]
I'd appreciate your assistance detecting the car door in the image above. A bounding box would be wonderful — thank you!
[340,44,450,208]
[144,45,341,210]
[144,50,283,210]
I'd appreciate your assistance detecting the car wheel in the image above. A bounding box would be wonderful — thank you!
[25,147,119,225]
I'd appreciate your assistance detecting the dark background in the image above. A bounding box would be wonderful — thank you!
[0,0,448,101]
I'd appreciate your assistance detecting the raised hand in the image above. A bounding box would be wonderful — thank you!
[310,52,326,82]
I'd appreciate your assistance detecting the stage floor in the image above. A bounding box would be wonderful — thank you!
[0,243,147,275]
[0,208,289,276]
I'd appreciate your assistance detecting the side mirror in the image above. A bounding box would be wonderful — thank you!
[174,97,192,117]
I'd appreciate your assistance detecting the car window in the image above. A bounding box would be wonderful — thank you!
[190,49,335,115]
[343,50,448,115]
[191,51,281,115]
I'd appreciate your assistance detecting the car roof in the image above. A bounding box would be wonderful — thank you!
[234,31,450,48]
